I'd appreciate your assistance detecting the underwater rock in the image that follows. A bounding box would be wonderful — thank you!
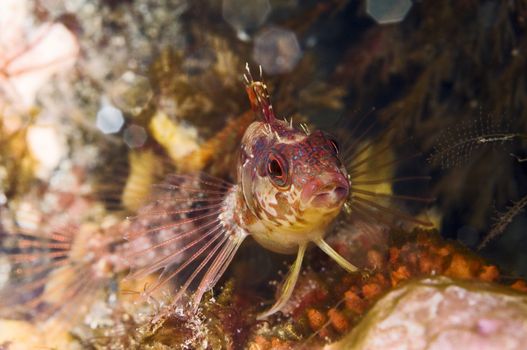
[327,277,527,350]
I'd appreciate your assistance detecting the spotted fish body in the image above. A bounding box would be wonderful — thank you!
[235,113,349,254]
[234,72,359,317]
[123,68,360,320]
[127,61,437,320]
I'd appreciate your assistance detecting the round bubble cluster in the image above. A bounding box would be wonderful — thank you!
[222,0,271,34]
[253,26,302,75]
[96,105,124,134]
[123,124,148,149]
[366,0,412,25]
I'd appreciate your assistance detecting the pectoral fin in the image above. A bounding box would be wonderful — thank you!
[315,238,358,273]
[257,244,307,320]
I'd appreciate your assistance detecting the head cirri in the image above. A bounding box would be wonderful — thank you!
[236,69,349,254]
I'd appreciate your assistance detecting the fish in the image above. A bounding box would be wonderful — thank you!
[124,64,434,320]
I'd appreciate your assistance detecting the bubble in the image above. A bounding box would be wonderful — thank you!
[222,0,271,33]
[111,72,152,116]
[253,26,302,75]
[305,35,317,48]
[123,124,148,149]
[96,105,124,134]
[366,0,412,25]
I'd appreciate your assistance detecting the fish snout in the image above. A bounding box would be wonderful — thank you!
[302,173,349,208]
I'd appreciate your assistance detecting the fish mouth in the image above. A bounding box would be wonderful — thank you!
[302,174,350,209]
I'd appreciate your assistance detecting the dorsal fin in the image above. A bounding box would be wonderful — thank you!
[243,63,276,123]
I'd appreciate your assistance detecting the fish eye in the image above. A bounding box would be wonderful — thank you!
[266,152,289,188]
[328,138,340,154]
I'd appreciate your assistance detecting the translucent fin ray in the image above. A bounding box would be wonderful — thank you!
[352,188,434,203]
[315,238,358,273]
[257,244,307,320]
[352,175,431,186]
[124,172,247,311]
[352,196,433,227]
[128,223,223,280]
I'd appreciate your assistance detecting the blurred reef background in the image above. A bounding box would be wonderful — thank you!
[1,0,527,349]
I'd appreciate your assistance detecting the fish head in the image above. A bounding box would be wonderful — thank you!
[238,119,349,238]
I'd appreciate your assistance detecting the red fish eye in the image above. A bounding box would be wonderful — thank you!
[267,152,289,187]
[328,139,340,154]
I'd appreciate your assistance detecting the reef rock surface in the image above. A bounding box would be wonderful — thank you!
[327,277,527,350]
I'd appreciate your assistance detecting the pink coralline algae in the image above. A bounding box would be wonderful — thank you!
[0,0,79,108]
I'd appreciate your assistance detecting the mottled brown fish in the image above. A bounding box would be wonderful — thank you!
[126,66,362,319]
[125,65,433,319]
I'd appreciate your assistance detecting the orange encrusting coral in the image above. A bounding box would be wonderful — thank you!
[306,308,327,331]
[511,280,527,293]
[247,229,525,349]
[343,290,366,315]
[327,308,349,334]
[479,265,500,282]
